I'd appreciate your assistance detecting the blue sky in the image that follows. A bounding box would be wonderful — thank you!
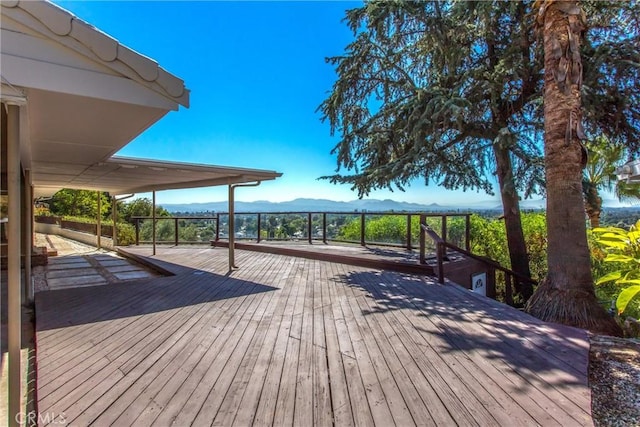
[53,1,519,207]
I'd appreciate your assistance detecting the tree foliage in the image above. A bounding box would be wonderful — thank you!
[49,189,110,219]
[118,197,170,222]
[581,0,640,149]
[319,0,544,196]
[319,0,638,194]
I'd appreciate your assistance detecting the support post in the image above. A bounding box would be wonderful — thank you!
[152,191,156,256]
[360,213,366,246]
[228,182,261,270]
[96,191,101,248]
[112,196,118,247]
[215,214,220,242]
[174,217,179,246]
[228,185,236,270]
[23,169,33,302]
[7,103,22,427]
[135,218,140,245]
[307,212,312,244]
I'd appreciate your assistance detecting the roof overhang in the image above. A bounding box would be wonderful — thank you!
[33,156,283,198]
[2,2,282,200]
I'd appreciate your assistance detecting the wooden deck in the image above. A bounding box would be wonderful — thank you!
[35,246,593,426]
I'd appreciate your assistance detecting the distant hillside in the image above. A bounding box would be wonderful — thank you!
[162,198,464,213]
[159,198,640,219]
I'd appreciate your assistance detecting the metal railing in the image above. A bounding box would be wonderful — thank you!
[131,211,472,250]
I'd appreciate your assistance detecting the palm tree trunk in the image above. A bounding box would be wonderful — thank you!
[587,210,601,229]
[583,179,603,228]
[525,0,621,336]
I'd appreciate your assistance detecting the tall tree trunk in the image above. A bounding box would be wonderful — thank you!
[526,0,621,336]
[583,181,602,228]
[494,144,533,302]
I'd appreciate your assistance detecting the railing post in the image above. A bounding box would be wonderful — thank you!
[322,213,327,244]
[215,214,220,242]
[174,217,179,246]
[441,215,447,244]
[360,213,366,246]
[505,274,514,306]
[135,218,140,245]
[406,214,412,250]
[419,214,426,264]
[257,213,261,243]
[465,214,471,251]
[308,212,312,244]
[437,242,445,284]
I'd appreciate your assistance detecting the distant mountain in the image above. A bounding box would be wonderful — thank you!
[159,197,640,214]
[162,198,464,213]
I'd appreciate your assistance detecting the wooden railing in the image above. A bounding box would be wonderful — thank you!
[131,211,473,250]
[419,216,536,306]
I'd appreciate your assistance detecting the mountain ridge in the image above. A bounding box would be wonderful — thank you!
[160,197,546,213]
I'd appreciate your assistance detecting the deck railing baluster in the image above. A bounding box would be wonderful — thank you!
[257,213,261,243]
[406,214,412,250]
[322,213,327,244]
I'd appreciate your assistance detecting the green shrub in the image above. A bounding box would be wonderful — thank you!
[592,221,640,318]
[116,222,136,246]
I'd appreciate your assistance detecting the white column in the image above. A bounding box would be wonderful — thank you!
[112,196,118,247]
[152,191,156,256]
[23,169,33,302]
[227,182,260,271]
[228,185,235,270]
[7,103,22,427]
[96,191,101,249]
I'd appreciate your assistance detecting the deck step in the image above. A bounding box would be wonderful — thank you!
[212,241,436,275]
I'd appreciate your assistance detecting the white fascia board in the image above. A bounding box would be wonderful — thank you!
[1,53,180,111]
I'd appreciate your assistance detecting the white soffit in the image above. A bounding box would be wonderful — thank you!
[33,157,283,198]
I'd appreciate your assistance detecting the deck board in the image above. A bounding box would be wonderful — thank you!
[35,245,593,426]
